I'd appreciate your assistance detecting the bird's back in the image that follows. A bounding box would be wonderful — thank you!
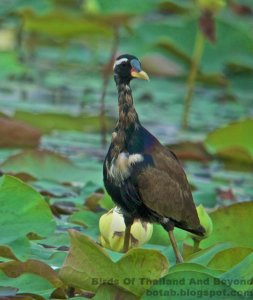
[127,126,204,235]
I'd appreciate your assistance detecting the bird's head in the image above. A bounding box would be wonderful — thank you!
[113,54,149,84]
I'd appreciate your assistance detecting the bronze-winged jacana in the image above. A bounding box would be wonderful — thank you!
[103,54,205,263]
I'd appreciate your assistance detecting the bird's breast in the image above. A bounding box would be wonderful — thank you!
[106,152,144,186]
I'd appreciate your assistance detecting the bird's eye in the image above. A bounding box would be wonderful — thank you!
[122,62,127,67]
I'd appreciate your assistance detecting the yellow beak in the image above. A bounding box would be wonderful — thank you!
[131,70,149,81]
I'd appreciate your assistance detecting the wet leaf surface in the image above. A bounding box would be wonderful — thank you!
[59,230,168,296]
[13,111,114,134]
[0,150,90,183]
[0,260,63,288]
[205,119,253,164]
[0,271,56,299]
[93,284,138,300]
[207,247,253,271]
[201,202,253,248]
[0,175,55,260]
[143,270,246,300]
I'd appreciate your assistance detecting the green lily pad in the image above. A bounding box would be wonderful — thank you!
[93,284,138,300]
[149,224,188,246]
[205,119,253,163]
[0,237,31,261]
[0,150,89,183]
[169,262,222,277]
[187,243,233,266]
[0,259,62,288]
[144,270,245,300]
[23,10,112,39]
[219,253,253,293]
[0,175,56,260]
[59,230,168,297]
[0,270,55,299]
[69,210,102,240]
[208,247,253,271]
[69,210,102,228]
[0,117,41,148]
[201,202,253,249]
[13,111,114,134]
[29,242,67,268]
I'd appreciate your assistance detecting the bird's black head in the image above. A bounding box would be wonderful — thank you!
[113,54,149,84]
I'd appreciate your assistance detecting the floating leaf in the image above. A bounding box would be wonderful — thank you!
[144,270,244,300]
[23,10,112,39]
[69,210,102,239]
[59,230,168,297]
[219,253,253,293]
[0,117,41,148]
[169,262,222,277]
[29,242,68,269]
[207,247,253,271]
[0,175,55,260]
[0,150,89,183]
[149,225,187,246]
[0,260,63,288]
[0,238,31,261]
[205,119,253,163]
[201,202,253,248]
[93,284,138,300]
[168,141,211,162]
[0,270,55,299]
[186,243,232,265]
[13,111,114,134]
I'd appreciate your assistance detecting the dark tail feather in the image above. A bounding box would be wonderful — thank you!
[174,222,206,236]
[186,225,206,236]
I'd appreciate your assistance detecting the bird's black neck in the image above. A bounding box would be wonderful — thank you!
[116,82,140,129]
[110,82,140,157]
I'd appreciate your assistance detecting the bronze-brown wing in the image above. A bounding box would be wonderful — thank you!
[137,144,201,232]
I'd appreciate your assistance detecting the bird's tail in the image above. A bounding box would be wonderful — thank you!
[186,225,206,236]
[175,221,206,237]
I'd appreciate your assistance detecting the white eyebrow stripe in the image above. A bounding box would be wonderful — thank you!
[113,58,128,70]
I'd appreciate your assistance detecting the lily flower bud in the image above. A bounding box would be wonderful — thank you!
[99,207,153,252]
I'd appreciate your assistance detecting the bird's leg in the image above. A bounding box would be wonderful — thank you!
[168,230,184,263]
[123,224,131,252]
[123,217,134,253]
